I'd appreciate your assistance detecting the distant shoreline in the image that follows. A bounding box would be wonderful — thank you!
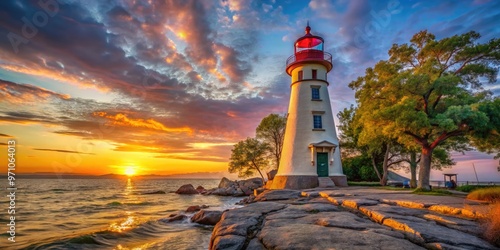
[0,173,222,180]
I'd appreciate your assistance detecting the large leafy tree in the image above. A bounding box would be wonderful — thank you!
[338,106,454,187]
[256,114,286,169]
[350,31,500,190]
[228,138,269,181]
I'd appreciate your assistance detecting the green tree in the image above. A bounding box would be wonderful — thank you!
[350,30,500,190]
[256,113,287,169]
[338,106,405,185]
[339,105,456,187]
[228,138,269,181]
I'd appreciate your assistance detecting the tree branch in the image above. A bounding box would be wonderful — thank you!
[432,94,442,112]
[404,131,424,145]
[453,55,485,75]
[387,159,406,167]
[429,130,465,149]
[423,87,434,115]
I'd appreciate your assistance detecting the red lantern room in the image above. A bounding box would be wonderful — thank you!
[286,24,333,75]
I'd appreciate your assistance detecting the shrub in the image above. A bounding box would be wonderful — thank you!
[342,154,380,181]
[483,203,500,247]
[466,187,500,202]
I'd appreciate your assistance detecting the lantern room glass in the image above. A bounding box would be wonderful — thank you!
[295,37,324,53]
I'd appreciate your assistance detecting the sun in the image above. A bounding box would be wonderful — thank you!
[124,166,136,177]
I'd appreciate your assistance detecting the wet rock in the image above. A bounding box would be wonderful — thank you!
[196,185,206,193]
[164,214,186,222]
[175,184,199,195]
[142,190,166,195]
[236,195,255,205]
[207,177,264,197]
[186,205,209,213]
[191,210,223,225]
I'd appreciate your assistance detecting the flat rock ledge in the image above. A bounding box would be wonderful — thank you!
[209,189,498,250]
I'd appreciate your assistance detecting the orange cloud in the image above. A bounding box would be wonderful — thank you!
[0,63,110,92]
[93,112,193,134]
[0,80,70,104]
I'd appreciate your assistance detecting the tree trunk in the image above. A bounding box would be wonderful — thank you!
[418,146,433,191]
[409,151,417,188]
[380,145,390,186]
[371,154,382,182]
[253,163,265,182]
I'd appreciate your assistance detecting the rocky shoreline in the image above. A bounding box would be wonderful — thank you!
[167,177,265,226]
[175,177,264,197]
[209,188,498,250]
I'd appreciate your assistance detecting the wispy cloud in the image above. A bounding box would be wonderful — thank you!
[33,148,96,155]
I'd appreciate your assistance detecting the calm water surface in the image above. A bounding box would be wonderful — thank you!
[0,178,241,249]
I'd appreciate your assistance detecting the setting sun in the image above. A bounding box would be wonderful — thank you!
[124,166,137,176]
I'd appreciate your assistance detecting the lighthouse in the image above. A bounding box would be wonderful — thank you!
[271,24,347,189]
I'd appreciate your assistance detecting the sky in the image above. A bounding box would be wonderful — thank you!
[0,0,499,178]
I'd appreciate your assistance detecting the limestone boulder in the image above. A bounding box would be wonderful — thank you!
[175,184,199,195]
[267,169,277,181]
[254,189,302,202]
[210,202,287,249]
[210,235,245,250]
[191,210,224,225]
[218,177,235,189]
[259,211,422,250]
[238,177,264,190]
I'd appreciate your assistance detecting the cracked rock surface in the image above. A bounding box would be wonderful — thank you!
[209,188,498,250]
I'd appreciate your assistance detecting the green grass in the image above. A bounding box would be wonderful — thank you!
[347,181,381,186]
[456,185,496,193]
[467,187,500,202]
[412,188,452,196]
[377,186,410,191]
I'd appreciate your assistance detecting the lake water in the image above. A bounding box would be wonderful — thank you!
[0,178,241,249]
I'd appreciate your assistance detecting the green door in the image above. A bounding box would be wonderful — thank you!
[317,153,329,177]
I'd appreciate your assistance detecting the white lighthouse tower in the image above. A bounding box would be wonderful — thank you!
[271,24,347,189]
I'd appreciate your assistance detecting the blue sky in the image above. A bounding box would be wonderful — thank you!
[0,0,498,176]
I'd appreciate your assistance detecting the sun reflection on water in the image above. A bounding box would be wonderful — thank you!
[109,214,136,233]
[125,178,133,194]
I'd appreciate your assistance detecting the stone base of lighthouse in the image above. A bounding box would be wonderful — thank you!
[270,175,348,189]
[270,175,318,189]
[329,175,348,187]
